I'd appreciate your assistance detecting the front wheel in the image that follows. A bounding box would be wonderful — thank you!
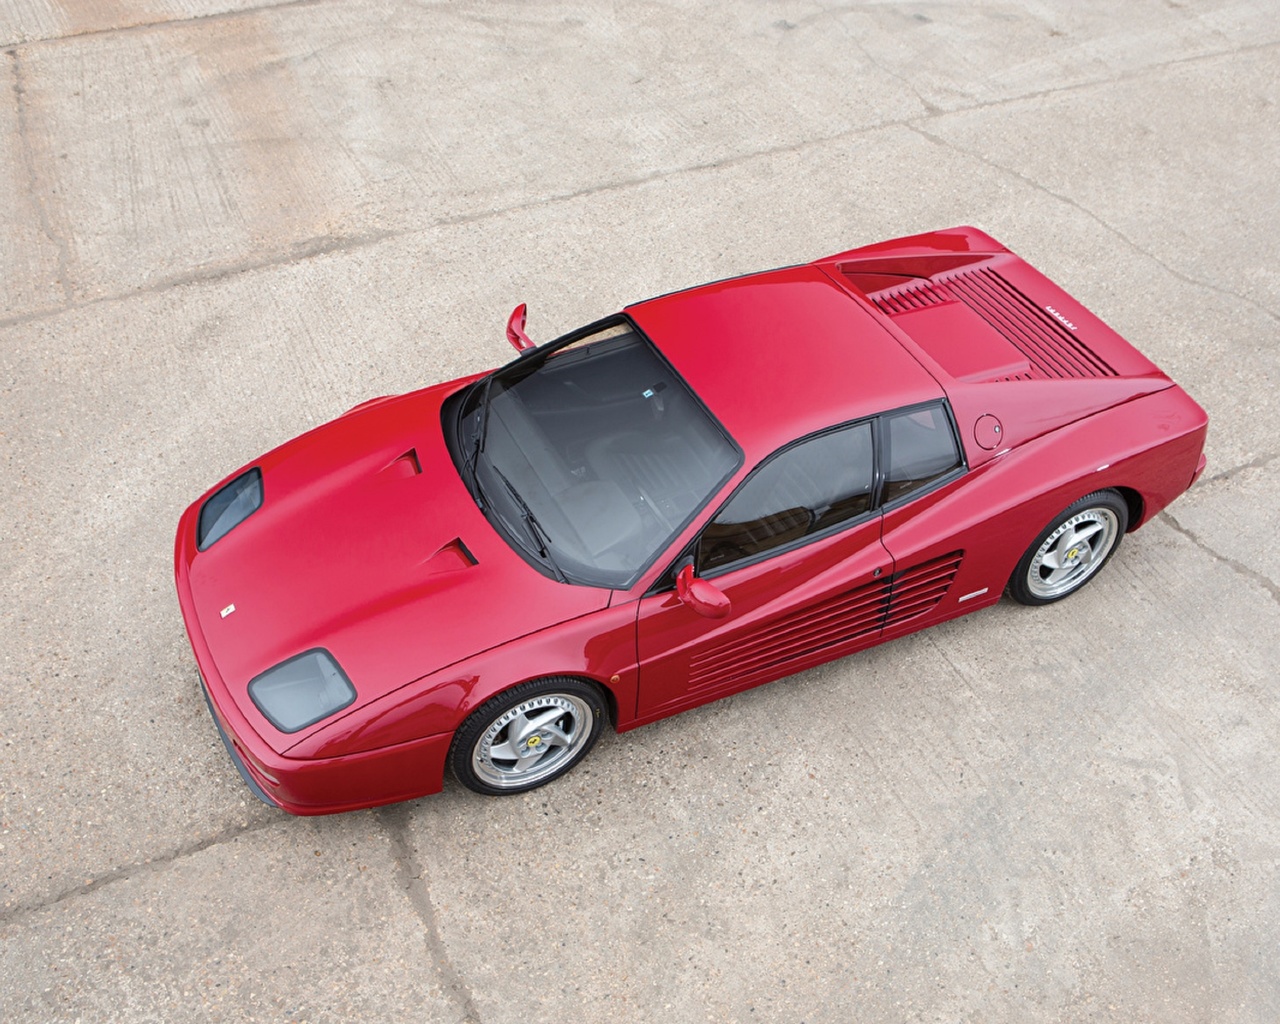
[449,677,605,795]
[1007,490,1129,605]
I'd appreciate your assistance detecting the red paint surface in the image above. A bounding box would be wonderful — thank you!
[175,227,1209,814]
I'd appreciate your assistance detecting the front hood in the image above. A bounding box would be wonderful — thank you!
[181,381,611,751]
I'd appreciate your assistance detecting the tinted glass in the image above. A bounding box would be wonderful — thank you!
[883,405,962,502]
[700,422,874,572]
[460,321,740,588]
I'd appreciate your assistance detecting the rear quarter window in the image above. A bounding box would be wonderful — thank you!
[882,404,962,503]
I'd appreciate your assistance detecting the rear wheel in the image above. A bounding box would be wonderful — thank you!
[1007,490,1128,605]
[449,677,605,795]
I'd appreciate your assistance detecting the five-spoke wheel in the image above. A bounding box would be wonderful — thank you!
[449,677,605,795]
[1008,490,1129,605]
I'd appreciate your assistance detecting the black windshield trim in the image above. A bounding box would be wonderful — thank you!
[445,314,743,589]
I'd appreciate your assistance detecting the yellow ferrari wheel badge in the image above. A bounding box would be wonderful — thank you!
[527,735,542,749]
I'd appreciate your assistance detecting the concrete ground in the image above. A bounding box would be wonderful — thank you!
[2,1,1278,1020]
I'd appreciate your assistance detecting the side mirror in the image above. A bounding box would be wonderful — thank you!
[676,564,731,619]
[506,303,535,353]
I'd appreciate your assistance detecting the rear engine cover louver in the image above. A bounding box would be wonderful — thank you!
[865,268,1117,380]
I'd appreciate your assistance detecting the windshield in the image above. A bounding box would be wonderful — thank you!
[454,319,740,588]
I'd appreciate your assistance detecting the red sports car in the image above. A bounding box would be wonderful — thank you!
[175,226,1208,814]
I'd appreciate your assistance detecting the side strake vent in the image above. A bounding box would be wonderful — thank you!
[884,551,963,629]
[866,268,1117,380]
[687,575,891,693]
[685,552,965,694]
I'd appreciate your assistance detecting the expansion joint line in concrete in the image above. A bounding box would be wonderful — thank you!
[2,0,326,50]
[0,123,859,331]
[6,47,73,305]
[1203,449,1280,485]
[0,228,398,331]
[1159,510,1280,606]
[378,804,482,1024]
[0,817,278,927]
[3,36,1278,336]
[905,121,1280,329]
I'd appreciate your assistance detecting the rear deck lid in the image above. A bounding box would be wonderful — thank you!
[816,227,1162,383]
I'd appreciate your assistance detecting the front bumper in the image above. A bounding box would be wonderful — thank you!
[192,663,453,815]
[177,504,453,814]
[199,674,277,808]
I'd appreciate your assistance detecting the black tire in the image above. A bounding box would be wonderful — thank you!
[1007,490,1129,606]
[449,677,605,795]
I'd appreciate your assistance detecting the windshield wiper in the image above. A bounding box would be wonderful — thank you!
[492,468,566,583]
[460,374,497,507]
[474,373,496,458]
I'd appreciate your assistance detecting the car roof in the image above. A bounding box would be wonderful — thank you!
[625,265,944,462]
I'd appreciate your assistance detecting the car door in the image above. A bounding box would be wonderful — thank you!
[873,401,975,640]
[634,420,893,720]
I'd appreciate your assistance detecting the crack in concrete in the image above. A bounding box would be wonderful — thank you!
[2,0,326,50]
[1160,509,1280,606]
[138,228,399,291]
[812,6,945,117]
[0,816,278,926]
[0,228,398,331]
[7,47,73,306]
[433,125,867,228]
[1203,449,1280,485]
[941,35,1280,119]
[378,804,481,1024]
[905,121,1280,328]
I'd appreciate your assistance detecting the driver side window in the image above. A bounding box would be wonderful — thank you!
[699,422,874,573]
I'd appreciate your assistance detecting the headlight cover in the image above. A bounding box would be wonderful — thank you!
[248,649,357,733]
[197,468,263,549]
